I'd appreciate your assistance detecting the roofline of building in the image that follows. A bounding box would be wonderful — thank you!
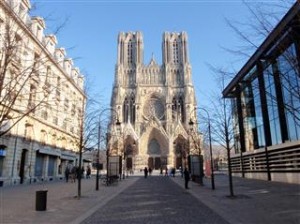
[222,2,300,97]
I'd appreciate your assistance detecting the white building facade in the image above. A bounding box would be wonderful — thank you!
[108,32,199,171]
[0,0,85,186]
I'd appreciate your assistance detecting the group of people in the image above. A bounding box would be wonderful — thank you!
[146,166,191,189]
[159,167,178,177]
[64,165,91,183]
[143,167,153,178]
[64,164,191,189]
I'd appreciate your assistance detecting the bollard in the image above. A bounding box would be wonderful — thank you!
[35,190,47,211]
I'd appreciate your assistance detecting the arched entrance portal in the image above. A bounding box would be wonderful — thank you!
[123,135,137,171]
[147,138,163,169]
[173,135,188,169]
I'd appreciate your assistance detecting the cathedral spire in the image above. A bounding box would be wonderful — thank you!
[149,53,157,65]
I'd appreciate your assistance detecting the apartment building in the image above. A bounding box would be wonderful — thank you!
[0,0,85,186]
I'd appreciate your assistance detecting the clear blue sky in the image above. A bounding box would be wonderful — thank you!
[31,0,291,108]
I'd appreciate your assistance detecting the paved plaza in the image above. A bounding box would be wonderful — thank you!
[0,171,299,224]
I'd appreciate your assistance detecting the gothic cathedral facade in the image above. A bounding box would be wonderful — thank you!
[108,31,199,171]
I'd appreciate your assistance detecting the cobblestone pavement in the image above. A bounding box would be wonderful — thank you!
[0,176,138,224]
[171,173,300,224]
[82,176,229,224]
[0,172,299,224]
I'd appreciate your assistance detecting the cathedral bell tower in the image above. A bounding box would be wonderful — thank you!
[109,31,198,172]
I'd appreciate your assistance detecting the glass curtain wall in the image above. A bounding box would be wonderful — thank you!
[263,63,282,145]
[240,67,265,151]
[277,44,300,141]
[234,42,300,151]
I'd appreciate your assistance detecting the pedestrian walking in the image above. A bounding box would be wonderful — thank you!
[165,167,168,176]
[184,168,190,189]
[144,167,148,178]
[86,166,91,179]
[71,166,77,183]
[179,166,183,178]
[81,166,85,179]
[171,168,176,177]
[65,166,70,182]
[149,167,152,176]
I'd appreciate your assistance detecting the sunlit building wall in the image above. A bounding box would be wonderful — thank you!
[0,0,85,186]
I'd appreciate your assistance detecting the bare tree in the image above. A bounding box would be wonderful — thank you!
[75,96,101,198]
[204,70,236,196]
[188,128,204,184]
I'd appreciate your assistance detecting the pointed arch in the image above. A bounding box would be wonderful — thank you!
[172,94,185,122]
[123,94,135,124]
[173,134,189,169]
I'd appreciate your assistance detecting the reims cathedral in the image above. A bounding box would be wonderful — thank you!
[108,31,199,171]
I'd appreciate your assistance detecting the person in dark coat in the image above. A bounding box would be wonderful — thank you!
[86,166,91,179]
[184,168,190,189]
[144,167,148,178]
[65,166,70,182]
[148,167,152,176]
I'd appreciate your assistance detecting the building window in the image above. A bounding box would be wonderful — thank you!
[172,96,185,122]
[53,116,58,125]
[35,152,44,177]
[47,156,56,176]
[71,104,76,116]
[127,39,133,64]
[241,68,265,150]
[24,124,33,141]
[62,119,67,130]
[0,145,6,177]
[64,99,69,111]
[232,99,241,153]
[277,44,300,141]
[123,97,129,123]
[40,130,47,145]
[251,78,265,147]
[61,138,67,149]
[148,139,161,154]
[264,63,282,145]
[44,67,51,90]
[41,110,48,120]
[173,41,179,63]
[57,77,61,89]
[28,85,36,112]
[52,134,57,147]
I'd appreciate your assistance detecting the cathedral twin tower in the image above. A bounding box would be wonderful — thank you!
[109,31,198,171]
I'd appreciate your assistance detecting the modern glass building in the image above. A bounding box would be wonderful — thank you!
[223,2,300,184]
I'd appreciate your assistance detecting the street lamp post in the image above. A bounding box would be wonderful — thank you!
[96,108,120,191]
[189,107,215,190]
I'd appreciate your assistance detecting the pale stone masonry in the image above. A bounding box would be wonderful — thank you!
[108,31,200,171]
[0,0,85,186]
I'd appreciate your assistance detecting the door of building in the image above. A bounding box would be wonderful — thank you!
[126,157,132,169]
[19,149,27,184]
